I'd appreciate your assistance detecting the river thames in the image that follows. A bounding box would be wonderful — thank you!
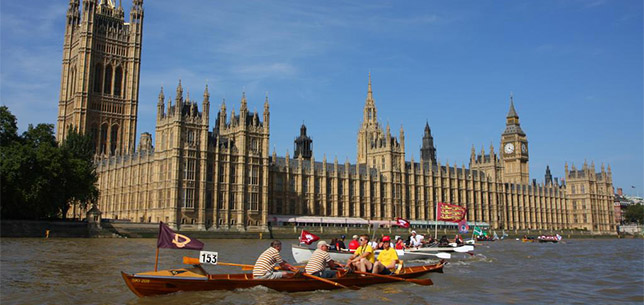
[1,237,642,304]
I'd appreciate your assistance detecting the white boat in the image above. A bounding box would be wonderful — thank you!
[291,244,462,264]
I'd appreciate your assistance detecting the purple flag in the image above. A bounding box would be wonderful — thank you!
[156,222,204,250]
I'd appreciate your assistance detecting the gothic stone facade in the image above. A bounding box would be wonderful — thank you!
[56,0,143,155]
[61,1,616,233]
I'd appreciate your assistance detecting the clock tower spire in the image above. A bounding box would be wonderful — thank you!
[501,94,529,184]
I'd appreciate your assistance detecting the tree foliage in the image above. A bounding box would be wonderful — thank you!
[623,204,644,224]
[0,106,99,220]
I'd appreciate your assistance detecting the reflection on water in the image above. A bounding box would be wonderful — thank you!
[1,238,642,304]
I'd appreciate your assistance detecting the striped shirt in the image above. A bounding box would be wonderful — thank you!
[253,247,284,278]
[305,249,332,274]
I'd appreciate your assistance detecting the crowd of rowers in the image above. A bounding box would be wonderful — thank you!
[252,232,464,280]
[329,231,465,251]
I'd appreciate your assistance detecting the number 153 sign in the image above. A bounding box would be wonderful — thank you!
[199,251,218,265]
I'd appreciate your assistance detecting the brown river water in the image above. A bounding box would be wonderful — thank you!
[1,237,642,304]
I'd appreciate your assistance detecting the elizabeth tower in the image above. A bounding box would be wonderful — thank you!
[501,96,530,184]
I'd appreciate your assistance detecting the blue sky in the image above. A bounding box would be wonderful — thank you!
[1,0,642,194]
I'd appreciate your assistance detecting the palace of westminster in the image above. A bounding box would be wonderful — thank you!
[57,0,616,233]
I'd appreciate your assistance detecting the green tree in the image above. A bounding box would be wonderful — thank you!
[0,107,24,218]
[58,127,99,218]
[0,105,19,145]
[1,123,64,219]
[623,204,644,224]
[0,106,99,220]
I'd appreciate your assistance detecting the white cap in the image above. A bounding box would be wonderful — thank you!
[411,230,417,234]
[317,241,328,249]
[352,235,359,239]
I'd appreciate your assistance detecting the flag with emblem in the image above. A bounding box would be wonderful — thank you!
[437,202,467,223]
[299,230,320,245]
[395,217,410,228]
[458,219,469,234]
[157,222,204,250]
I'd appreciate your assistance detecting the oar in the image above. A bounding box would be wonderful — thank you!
[183,256,201,265]
[183,257,307,271]
[453,245,474,253]
[301,272,360,290]
[408,252,451,259]
[353,271,433,286]
[239,264,306,271]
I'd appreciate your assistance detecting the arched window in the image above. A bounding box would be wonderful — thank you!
[114,66,123,97]
[69,68,76,97]
[100,123,108,154]
[187,130,195,145]
[110,124,119,154]
[104,64,112,94]
[90,124,99,153]
[94,64,103,93]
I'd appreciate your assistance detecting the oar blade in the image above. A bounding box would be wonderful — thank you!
[435,252,451,259]
[408,278,433,286]
[453,245,474,253]
[183,256,200,265]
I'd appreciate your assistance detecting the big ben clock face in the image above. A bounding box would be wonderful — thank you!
[521,143,527,153]
[504,143,514,154]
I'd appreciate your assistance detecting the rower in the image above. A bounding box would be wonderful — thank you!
[454,234,463,246]
[336,235,347,251]
[346,235,375,273]
[409,231,424,248]
[373,236,399,275]
[348,235,360,252]
[394,237,405,250]
[305,241,344,278]
[439,235,450,246]
[253,240,298,279]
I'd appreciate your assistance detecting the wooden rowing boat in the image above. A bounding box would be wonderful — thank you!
[121,260,446,296]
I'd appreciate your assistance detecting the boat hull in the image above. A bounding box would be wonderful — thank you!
[122,261,445,297]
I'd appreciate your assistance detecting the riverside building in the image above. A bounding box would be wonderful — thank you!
[58,0,616,234]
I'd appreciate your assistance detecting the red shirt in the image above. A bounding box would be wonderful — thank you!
[395,241,404,250]
[348,240,360,252]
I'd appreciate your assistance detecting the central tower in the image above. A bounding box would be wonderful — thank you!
[356,73,405,172]
[56,0,144,155]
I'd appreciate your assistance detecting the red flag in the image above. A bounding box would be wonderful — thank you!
[156,222,204,250]
[299,230,320,245]
[437,202,467,223]
[395,217,410,228]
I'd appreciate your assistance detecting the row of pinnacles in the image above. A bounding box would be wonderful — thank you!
[95,79,271,229]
